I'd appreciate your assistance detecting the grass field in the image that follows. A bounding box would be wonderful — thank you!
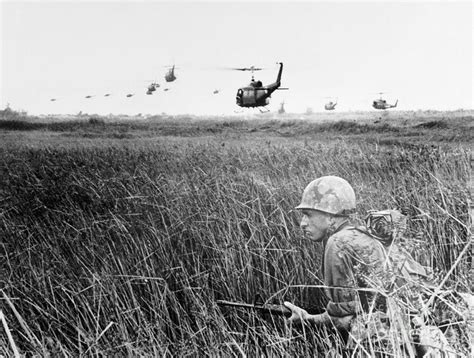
[1,109,472,356]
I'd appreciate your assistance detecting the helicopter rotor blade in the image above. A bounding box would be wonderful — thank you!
[219,66,264,72]
[232,67,263,71]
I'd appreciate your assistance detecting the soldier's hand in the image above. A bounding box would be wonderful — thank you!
[283,301,309,325]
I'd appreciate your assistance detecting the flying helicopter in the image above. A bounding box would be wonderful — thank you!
[324,97,338,110]
[146,82,160,95]
[164,65,177,82]
[85,95,94,99]
[234,62,287,110]
[213,89,220,94]
[372,93,398,110]
[278,101,286,114]
[126,93,135,98]
[104,94,111,97]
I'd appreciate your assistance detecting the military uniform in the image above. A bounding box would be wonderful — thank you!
[321,223,455,357]
[324,225,387,318]
[323,224,429,319]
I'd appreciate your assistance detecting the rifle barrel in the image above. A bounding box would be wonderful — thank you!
[216,300,291,317]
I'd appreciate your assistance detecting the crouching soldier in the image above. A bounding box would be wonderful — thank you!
[283,176,452,356]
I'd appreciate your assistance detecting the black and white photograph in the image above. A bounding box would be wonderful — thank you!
[1,0,472,356]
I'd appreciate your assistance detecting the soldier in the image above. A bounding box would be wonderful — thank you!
[283,176,435,354]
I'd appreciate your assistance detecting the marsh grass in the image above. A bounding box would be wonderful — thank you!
[0,116,472,356]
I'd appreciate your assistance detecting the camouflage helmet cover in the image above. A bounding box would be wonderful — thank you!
[296,176,356,215]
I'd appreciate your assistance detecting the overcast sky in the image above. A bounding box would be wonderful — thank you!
[1,0,472,115]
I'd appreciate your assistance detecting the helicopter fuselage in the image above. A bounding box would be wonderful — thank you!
[236,87,272,107]
[165,73,176,82]
[372,99,398,110]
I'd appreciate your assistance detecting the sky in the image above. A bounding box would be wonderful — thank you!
[1,0,472,115]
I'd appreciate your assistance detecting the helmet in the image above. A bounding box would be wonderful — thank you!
[296,176,356,216]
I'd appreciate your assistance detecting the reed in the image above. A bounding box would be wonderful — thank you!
[0,117,471,356]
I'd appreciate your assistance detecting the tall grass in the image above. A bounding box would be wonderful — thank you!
[0,138,471,355]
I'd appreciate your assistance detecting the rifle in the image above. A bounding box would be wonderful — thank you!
[216,299,291,317]
[217,298,353,329]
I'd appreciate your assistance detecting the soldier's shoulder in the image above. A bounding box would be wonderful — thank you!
[332,226,371,239]
[328,226,376,246]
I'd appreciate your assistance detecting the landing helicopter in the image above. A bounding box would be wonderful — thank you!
[164,65,177,82]
[372,93,398,110]
[324,97,338,110]
[234,62,287,110]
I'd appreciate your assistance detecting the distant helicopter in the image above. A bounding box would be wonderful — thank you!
[372,93,398,110]
[104,94,111,97]
[213,89,220,94]
[85,95,94,99]
[324,98,338,110]
[126,93,134,98]
[165,65,177,82]
[278,101,286,114]
[50,98,57,102]
[146,82,160,95]
[234,62,287,110]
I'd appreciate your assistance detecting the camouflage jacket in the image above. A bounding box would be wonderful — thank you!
[323,225,428,318]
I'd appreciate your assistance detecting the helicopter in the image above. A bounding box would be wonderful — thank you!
[104,93,111,97]
[324,97,338,110]
[372,93,398,110]
[235,62,286,110]
[164,65,176,82]
[146,82,160,95]
[85,95,94,99]
[126,93,134,98]
[278,101,286,114]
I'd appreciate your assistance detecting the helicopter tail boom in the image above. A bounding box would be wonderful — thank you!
[264,62,284,92]
[276,62,283,85]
